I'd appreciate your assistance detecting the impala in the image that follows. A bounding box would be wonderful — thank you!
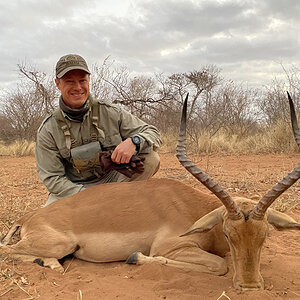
[1,93,299,291]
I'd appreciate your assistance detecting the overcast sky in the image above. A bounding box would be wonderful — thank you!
[1,0,300,92]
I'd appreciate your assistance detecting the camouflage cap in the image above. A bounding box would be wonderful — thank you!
[55,54,91,78]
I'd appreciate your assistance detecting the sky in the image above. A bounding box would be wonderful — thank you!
[1,0,300,92]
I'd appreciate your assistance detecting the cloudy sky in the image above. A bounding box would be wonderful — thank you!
[1,0,300,91]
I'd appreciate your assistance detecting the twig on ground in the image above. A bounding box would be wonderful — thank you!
[13,279,34,299]
[53,281,59,286]
[77,289,83,300]
[42,271,48,281]
[0,288,13,297]
[217,291,231,300]
[63,256,74,275]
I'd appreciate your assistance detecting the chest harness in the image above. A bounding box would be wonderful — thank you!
[53,98,106,177]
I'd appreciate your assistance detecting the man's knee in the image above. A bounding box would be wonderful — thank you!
[44,193,60,207]
[141,150,160,176]
[117,151,160,182]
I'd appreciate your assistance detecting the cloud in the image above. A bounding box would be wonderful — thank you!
[1,0,300,90]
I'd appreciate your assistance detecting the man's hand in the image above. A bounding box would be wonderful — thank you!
[111,138,136,164]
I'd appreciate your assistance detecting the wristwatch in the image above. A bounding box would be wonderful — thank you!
[131,135,141,153]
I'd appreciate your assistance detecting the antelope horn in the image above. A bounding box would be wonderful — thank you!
[176,93,242,220]
[251,92,300,220]
[288,91,300,148]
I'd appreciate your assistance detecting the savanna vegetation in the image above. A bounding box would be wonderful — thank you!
[0,58,300,156]
[0,61,300,299]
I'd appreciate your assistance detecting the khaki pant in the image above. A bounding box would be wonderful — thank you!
[45,151,160,206]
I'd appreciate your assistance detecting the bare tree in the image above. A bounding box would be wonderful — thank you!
[0,115,15,142]
[259,78,289,125]
[94,60,175,121]
[0,58,273,152]
[0,63,58,141]
[2,87,45,140]
[220,82,259,137]
[17,63,57,113]
[258,65,300,125]
[90,57,115,100]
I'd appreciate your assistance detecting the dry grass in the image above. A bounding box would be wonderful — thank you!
[0,141,35,157]
[0,119,297,158]
[161,121,298,154]
[0,264,39,299]
[160,133,179,153]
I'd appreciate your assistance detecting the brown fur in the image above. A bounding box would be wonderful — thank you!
[0,178,299,291]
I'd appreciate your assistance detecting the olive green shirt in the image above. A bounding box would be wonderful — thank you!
[36,97,162,199]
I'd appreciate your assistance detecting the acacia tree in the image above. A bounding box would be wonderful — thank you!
[90,59,176,125]
[140,65,224,136]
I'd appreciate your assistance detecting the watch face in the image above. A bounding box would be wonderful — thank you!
[132,136,141,145]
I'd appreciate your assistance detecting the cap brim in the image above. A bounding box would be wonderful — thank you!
[56,66,91,78]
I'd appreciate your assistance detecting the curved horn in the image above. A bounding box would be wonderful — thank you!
[176,93,242,220]
[251,92,300,220]
[288,91,300,147]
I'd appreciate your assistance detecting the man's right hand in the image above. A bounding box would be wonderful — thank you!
[111,138,136,164]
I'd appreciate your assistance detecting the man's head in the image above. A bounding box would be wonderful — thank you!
[55,54,91,109]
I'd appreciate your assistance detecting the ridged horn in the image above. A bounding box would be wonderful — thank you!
[251,92,300,220]
[288,91,300,147]
[176,93,242,220]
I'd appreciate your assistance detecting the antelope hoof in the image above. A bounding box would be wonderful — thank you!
[126,252,139,264]
[34,258,44,267]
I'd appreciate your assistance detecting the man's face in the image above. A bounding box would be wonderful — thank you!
[55,69,90,109]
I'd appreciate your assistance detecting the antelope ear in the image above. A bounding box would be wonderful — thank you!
[180,206,224,237]
[267,208,300,231]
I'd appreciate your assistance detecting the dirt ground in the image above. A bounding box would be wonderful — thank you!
[0,152,300,300]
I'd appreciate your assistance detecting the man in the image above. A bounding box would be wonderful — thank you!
[36,54,162,206]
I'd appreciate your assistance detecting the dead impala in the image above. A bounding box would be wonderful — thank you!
[1,93,300,291]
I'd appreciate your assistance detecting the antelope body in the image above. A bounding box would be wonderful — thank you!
[1,179,228,272]
[1,93,300,291]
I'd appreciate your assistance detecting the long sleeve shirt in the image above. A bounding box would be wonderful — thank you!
[36,97,162,199]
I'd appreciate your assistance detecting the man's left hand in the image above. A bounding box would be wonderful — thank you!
[111,138,136,164]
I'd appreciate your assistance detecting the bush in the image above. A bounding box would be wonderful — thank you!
[161,119,298,154]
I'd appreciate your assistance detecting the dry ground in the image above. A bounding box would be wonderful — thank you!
[0,152,300,300]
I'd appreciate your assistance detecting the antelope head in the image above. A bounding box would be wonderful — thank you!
[177,92,300,290]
